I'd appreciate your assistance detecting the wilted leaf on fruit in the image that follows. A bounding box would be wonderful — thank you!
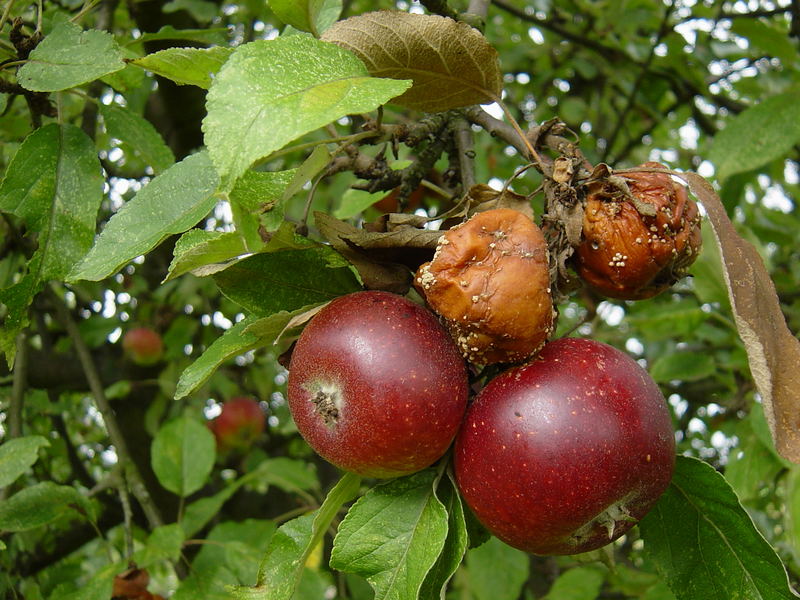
[315,212,416,293]
[322,11,502,112]
[680,171,800,464]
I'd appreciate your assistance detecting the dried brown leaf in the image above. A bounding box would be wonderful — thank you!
[465,184,534,220]
[321,11,502,113]
[680,171,800,463]
[315,212,422,293]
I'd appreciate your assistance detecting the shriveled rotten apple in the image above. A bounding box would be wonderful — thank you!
[455,337,675,555]
[287,290,468,478]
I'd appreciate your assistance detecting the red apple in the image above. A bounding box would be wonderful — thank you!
[454,337,675,555]
[122,327,164,366]
[287,290,469,478]
[209,397,266,452]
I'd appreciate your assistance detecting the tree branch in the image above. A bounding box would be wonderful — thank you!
[50,286,164,529]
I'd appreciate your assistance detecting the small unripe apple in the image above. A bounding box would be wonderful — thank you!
[454,337,675,555]
[287,290,469,478]
[122,327,164,366]
[209,397,266,452]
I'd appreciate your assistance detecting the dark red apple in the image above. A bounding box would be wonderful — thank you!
[454,337,675,555]
[209,397,266,452]
[287,290,469,478]
[122,327,164,366]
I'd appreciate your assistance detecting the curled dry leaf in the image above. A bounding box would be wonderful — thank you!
[321,11,502,113]
[680,171,800,463]
[464,183,534,220]
[315,212,441,293]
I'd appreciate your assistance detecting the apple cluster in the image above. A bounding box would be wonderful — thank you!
[287,176,694,555]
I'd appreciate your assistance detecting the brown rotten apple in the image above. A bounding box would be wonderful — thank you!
[415,208,554,366]
[575,162,702,299]
[287,290,469,478]
[455,337,675,555]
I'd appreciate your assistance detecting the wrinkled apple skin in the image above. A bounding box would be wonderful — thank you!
[210,397,265,452]
[454,337,675,555]
[287,291,469,478]
[122,327,164,366]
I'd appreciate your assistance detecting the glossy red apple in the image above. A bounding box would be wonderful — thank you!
[209,397,266,452]
[287,290,469,478]
[122,327,164,366]
[454,337,675,555]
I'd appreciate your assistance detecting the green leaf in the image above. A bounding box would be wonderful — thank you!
[330,470,449,600]
[213,247,360,315]
[0,123,103,277]
[640,456,799,600]
[132,25,229,46]
[174,307,315,400]
[0,482,89,531]
[163,0,218,22]
[151,416,216,497]
[237,472,361,599]
[165,230,249,282]
[252,457,320,496]
[131,47,234,88]
[544,566,605,600]
[228,168,298,239]
[137,523,187,566]
[268,0,342,36]
[0,436,49,488]
[649,351,716,383]
[99,103,175,174]
[419,471,469,600]
[725,413,784,502]
[68,151,220,282]
[334,188,386,219]
[0,124,102,365]
[174,316,261,400]
[203,35,411,189]
[462,536,529,600]
[708,90,800,181]
[18,21,125,91]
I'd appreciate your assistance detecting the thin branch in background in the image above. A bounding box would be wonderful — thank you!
[467,0,490,20]
[118,471,136,565]
[604,0,675,163]
[8,331,26,439]
[451,115,477,191]
[50,285,165,529]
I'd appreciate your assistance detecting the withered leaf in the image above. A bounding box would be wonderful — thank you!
[680,171,800,464]
[315,212,422,294]
[464,184,534,220]
[321,11,502,113]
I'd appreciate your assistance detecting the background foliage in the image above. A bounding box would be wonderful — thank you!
[1,0,800,599]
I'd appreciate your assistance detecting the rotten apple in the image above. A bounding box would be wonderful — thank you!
[454,337,675,555]
[122,327,164,366]
[208,397,266,453]
[287,290,469,478]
